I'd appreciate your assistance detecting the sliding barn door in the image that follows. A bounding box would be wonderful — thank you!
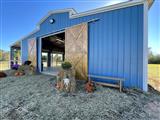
[28,39,37,67]
[65,23,88,80]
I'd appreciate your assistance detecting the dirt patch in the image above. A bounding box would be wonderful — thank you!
[0,75,160,120]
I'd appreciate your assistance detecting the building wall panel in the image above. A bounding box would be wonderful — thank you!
[20,4,145,90]
[21,39,28,63]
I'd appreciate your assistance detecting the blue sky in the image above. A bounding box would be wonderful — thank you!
[0,0,159,54]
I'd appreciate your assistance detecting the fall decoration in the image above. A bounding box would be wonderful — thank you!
[85,80,96,93]
[0,71,7,78]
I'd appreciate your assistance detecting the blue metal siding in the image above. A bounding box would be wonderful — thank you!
[40,12,69,34]
[21,5,145,90]
[88,5,144,89]
[21,39,28,63]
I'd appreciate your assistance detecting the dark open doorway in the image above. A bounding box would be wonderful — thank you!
[41,32,65,74]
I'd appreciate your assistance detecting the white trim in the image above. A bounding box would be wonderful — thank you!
[143,1,148,91]
[39,29,65,72]
[37,8,77,26]
[39,37,42,72]
[40,30,65,39]
[65,18,99,30]
[70,0,144,19]
[20,40,22,63]
[10,28,39,47]
[12,0,149,46]
[37,0,145,25]
[21,29,39,42]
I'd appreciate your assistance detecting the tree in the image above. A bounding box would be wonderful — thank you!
[0,49,9,61]
[148,47,160,64]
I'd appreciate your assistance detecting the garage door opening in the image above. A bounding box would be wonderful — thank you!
[41,32,65,74]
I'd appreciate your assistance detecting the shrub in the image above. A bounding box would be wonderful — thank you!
[18,65,25,73]
[148,54,160,64]
[24,61,32,65]
[61,61,72,70]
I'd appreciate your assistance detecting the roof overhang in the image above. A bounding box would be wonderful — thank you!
[10,40,21,48]
[147,0,155,9]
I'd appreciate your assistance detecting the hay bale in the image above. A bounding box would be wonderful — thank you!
[17,65,36,75]
[56,68,76,93]
[0,71,7,78]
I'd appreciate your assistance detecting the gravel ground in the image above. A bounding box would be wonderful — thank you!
[0,74,160,120]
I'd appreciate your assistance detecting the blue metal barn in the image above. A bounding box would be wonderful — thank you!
[10,0,154,91]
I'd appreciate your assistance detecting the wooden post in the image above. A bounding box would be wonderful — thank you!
[119,81,122,92]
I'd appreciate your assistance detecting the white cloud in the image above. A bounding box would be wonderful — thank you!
[105,0,128,6]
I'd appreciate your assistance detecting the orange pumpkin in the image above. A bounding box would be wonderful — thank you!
[85,80,95,93]
[15,72,19,76]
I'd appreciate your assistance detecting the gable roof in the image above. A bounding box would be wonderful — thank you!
[37,9,77,27]
[11,0,154,47]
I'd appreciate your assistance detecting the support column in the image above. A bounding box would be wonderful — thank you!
[10,47,14,61]
[47,52,51,67]
[10,47,15,68]
[62,53,65,61]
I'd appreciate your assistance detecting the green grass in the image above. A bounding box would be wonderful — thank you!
[148,64,160,80]
[148,64,160,91]
[0,61,10,71]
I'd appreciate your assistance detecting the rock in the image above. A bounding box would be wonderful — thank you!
[0,71,7,78]
[1,75,160,120]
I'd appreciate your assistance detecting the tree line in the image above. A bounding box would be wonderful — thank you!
[148,48,160,64]
[0,49,9,61]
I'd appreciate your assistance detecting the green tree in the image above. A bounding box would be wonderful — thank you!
[148,48,160,64]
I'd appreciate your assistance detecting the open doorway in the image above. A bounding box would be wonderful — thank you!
[10,41,21,69]
[41,32,65,74]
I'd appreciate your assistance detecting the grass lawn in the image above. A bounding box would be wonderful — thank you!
[148,64,160,91]
[0,61,10,71]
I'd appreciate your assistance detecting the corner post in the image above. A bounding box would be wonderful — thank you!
[143,1,148,91]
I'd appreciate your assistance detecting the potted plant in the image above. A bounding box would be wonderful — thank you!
[61,61,72,70]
